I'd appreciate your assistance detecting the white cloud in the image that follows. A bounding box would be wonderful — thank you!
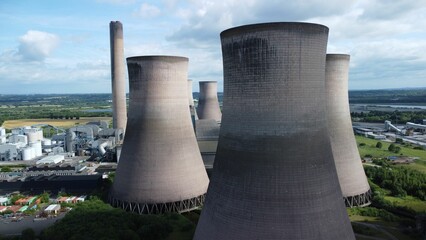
[133,3,161,18]
[96,0,136,5]
[163,0,426,90]
[17,30,59,61]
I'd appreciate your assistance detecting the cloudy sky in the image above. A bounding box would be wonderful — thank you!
[0,0,425,93]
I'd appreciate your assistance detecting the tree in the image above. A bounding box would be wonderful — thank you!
[21,228,35,240]
[394,146,401,153]
[40,192,50,203]
[0,166,12,172]
[376,142,382,149]
[388,143,396,152]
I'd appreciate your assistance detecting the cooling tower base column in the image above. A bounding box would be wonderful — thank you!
[109,194,206,214]
[344,189,372,208]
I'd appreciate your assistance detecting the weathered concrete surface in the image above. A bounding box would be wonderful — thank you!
[194,22,355,240]
[110,21,127,130]
[110,56,209,214]
[326,54,371,207]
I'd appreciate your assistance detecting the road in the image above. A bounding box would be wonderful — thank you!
[0,212,66,236]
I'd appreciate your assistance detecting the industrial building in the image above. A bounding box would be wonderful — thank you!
[194,23,355,240]
[0,174,102,195]
[109,56,209,214]
[325,54,371,207]
[196,81,222,122]
[110,21,128,131]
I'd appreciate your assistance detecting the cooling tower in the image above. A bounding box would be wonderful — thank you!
[326,54,371,207]
[194,23,355,240]
[109,56,209,214]
[196,81,222,122]
[188,79,198,120]
[110,21,127,130]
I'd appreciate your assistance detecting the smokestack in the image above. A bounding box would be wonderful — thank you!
[194,23,355,240]
[109,56,209,214]
[196,81,222,122]
[326,54,371,207]
[110,21,127,131]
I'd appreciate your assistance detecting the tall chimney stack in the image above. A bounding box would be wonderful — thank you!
[110,21,127,130]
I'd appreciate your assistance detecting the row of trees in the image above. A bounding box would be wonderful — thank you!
[365,166,426,200]
[375,142,402,153]
[351,110,426,123]
[40,198,194,240]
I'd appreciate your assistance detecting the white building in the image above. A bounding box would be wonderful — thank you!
[36,155,65,165]
[44,204,61,214]
[0,144,20,161]
[8,134,28,145]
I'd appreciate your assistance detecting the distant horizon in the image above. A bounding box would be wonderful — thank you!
[0,86,426,95]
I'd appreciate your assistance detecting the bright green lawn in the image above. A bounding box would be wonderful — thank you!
[385,196,426,213]
[355,135,426,160]
[356,135,426,173]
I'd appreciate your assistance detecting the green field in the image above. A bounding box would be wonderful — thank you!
[2,117,112,129]
[355,135,426,160]
[385,195,426,213]
[356,135,426,174]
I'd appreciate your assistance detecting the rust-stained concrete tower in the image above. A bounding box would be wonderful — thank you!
[194,23,355,240]
[109,56,209,214]
[326,54,371,207]
[110,21,127,130]
[196,81,222,122]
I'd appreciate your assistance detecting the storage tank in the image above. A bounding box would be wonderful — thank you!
[109,56,209,214]
[196,81,222,122]
[194,22,355,240]
[326,54,371,207]
[29,141,42,157]
[42,138,52,153]
[21,147,34,161]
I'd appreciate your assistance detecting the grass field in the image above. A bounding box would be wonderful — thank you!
[385,195,426,213]
[1,117,112,129]
[355,135,426,161]
[356,135,426,174]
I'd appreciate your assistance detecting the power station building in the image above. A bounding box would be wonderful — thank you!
[196,81,222,122]
[109,56,209,214]
[194,23,355,240]
[110,21,127,131]
[325,54,371,207]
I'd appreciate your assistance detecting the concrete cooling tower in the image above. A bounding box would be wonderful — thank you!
[196,81,222,122]
[326,54,371,207]
[109,56,209,214]
[110,21,127,131]
[188,79,198,120]
[194,23,355,240]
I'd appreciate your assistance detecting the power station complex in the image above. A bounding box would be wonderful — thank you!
[106,21,373,239]
[109,56,209,214]
[325,54,372,207]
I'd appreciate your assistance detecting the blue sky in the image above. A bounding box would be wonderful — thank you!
[0,0,425,93]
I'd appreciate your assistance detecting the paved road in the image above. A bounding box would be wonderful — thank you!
[0,212,65,236]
